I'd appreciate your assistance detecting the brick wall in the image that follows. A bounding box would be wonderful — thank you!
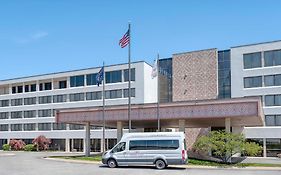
[172,49,218,102]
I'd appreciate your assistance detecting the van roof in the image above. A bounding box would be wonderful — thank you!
[120,132,185,140]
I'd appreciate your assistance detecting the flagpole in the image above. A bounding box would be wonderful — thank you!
[157,54,160,132]
[128,22,132,133]
[102,62,106,152]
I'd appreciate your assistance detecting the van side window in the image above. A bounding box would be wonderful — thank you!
[129,140,179,150]
[111,142,126,153]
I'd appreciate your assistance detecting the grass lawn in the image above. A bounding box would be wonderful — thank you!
[50,155,281,168]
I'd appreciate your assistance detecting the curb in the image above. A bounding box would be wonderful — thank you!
[45,157,281,171]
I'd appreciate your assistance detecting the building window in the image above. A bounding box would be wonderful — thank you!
[38,123,51,131]
[69,93,84,102]
[53,95,67,103]
[17,86,23,93]
[11,111,22,119]
[86,73,98,86]
[12,87,16,94]
[0,124,8,131]
[106,70,122,84]
[264,50,281,67]
[38,109,52,117]
[86,91,102,100]
[0,100,9,107]
[265,95,281,106]
[123,88,136,98]
[24,110,36,118]
[23,123,36,131]
[30,84,36,92]
[0,112,9,119]
[59,80,67,89]
[124,68,136,82]
[264,74,281,87]
[69,124,84,130]
[44,82,52,90]
[25,85,29,92]
[39,96,52,104]
[70,75,85,87]
[265,115,281,126]
[11,124,22,131]
[39,83,43,91]
[105,89,122,99]
[243,52,262,69]
[24,97,36,105]
[11,98,23,106]
[53,123,66,130]
[244,76,262,88]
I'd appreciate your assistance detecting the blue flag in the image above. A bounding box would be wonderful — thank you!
[96,67,104,86]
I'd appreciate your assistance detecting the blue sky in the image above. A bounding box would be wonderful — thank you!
[0,0,281,80]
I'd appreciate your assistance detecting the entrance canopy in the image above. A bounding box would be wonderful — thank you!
[56,97,264,128]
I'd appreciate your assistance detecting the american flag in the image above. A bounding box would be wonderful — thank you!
[119,29,130,48]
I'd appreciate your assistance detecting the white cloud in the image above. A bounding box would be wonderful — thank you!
[15,31,49,44]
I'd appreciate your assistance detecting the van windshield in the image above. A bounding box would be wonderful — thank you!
[129,140,179,150]
[111,142,126,153]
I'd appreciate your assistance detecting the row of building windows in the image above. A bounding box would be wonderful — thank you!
[0,123,86,131]
[244,74,281,88]
[0,109,55,119]
[0,88,136,107]
[243,49,281,69]
[6,68,136,95]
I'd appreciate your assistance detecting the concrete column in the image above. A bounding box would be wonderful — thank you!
[71,139,74,152]
[100,138,104,152]
[179,120,185,133]
[117,121,123,142]
[225,118,231,133]
[263,138,267,157]
[65,138,70,152]
[85,122,91,157]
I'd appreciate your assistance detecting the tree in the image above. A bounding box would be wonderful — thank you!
[32,135,51,151]
[9,139,26,151]
[193,130,262,163]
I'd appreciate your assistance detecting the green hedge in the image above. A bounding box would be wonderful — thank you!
[24,144,36,151]
[2,144,10,151]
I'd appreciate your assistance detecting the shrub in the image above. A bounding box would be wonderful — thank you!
[2,144,10,151]
[194,130,262,163]
[24,144,36,151]
[32,135,51,151]
[9,139,26,151]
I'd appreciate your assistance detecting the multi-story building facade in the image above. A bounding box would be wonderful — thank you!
[231,40,281,157]
[0,61,157,151]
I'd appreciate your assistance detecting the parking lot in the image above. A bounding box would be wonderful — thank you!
[0,152,281,175]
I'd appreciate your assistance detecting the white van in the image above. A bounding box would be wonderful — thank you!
[102,132,187,169]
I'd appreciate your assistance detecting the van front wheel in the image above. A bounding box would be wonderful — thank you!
[155,159,166,170]
[107,159,117,168]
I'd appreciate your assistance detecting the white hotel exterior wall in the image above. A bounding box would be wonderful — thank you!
[230,41,281,139]
[0,61,157,141]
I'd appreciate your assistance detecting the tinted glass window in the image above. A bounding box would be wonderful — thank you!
[24,123,36,131]
[265,95,275,106]
[39,96,52,104]
[106,70,122,83]
[264,50,281,67]
[44,82,52,90]
[86,91,102,100]
[243,52,261,69]
[264,75,274,86]
[129,140,179,150]
[86,73,97,86]
[0,112,9,119]
[30,84,36,92]
[70,75,85,87]
[124,68,136,81]
[59,81,67,89]
[123,88,136,98]
[53,95,67,103]
[244,76,262,88]
[70,93,84,102]
[24,97,36,105]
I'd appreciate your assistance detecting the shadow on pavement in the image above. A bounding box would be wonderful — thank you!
[99,165,186,170]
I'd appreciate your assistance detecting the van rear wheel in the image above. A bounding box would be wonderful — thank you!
[155,159,166,170]
[107,159,117,168]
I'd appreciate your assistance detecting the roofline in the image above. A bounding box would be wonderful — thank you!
[231,39,281,49]
[172,48,217,56]
[0,60,150,83]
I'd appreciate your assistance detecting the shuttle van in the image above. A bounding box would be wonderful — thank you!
[102,132,187,169]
